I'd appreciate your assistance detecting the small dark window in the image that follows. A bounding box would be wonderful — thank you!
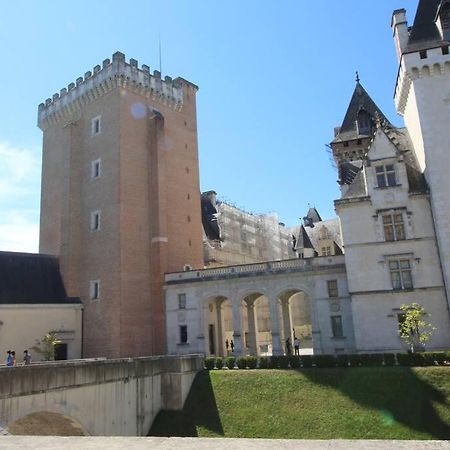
[180,325,188,343]
[331,316,344,338]
[178,293,186,309]
[187,215,191,223]
[185,143,188,149]
[343,142,349,148]
[420,50,427,59]
[327,280,339,298]
[187,193,190,200]
[442,46,449,55]
[185,167,189,174]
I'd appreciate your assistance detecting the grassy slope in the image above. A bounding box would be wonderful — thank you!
[149,367,450,440]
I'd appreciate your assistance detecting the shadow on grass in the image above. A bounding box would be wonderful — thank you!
[148,370,224,437]
[299,366,450,439]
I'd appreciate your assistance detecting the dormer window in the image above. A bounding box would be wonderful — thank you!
[375,164,396,187]
[357,110,372,135]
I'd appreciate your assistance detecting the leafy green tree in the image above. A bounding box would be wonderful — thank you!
[31,332,62,361]
[399,303,436,353]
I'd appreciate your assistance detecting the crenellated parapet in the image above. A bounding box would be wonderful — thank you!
[395,47,450,115]
[37,51,198,130]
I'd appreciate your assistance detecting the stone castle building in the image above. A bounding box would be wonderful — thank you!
[38,52,204,358]
[27,0,450,359]
[165,0,450,357]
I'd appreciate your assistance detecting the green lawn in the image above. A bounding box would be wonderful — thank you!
[149,367,450,439]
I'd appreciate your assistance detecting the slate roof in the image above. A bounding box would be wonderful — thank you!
[0,252,81,305]
[294,225,315,250]
[305,207,322,224]
[406,0,446,52]
[333,82,392,143]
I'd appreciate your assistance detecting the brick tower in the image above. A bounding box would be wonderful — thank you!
[38,52,204,357]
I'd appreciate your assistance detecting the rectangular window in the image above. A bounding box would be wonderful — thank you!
[90,280,100,300]
[178,293,186,309]
[327,280,339,298]
[179,325,188,344]
[389,259,413,290]
[420,50,427,59]
[442,46,449,55]
[91,159,101,179]
[331,316,344,338]
[90,211,101,231]
[321,246,331,256]
[91,115,101,136]
[376,165,396,188]
[382,213,405,241]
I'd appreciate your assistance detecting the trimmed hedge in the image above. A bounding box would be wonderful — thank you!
[205,351,450,370]
[359,353,384,367]
[205,357,215,370]
[313,355,336,368]
[225,356,236,369]
[300,355,313,368]
[258,356,270,369]
[336,354,349,367]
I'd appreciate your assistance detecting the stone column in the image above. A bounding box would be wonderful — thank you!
[216,302,226,357]
[269,299,282,355]
[281,299,293,354]
[246,301,259,356]
[231,300,243,356]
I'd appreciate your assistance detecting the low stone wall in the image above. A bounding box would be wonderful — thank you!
[0,354,203,436]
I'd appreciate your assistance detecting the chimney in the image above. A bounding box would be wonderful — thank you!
[391,9,409,62]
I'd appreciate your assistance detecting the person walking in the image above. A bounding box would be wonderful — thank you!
[23,350,31,365]
[6,350,13,367]
[225,339,229,355]
[294,336,300,356]
[230,339,234,353]
[11,351,17,366]
[285,338,291,355]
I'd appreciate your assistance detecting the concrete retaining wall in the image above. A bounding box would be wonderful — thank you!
[0,354,203,436]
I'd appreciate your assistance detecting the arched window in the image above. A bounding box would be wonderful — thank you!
[357,110,372,135]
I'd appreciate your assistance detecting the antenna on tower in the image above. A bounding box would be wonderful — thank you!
[356,70,360,83]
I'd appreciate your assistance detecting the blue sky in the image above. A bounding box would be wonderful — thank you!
[0,0,419,252]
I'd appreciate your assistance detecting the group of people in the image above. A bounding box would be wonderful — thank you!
[285,336,300,356]
[225,339,234,353]
[5,349,31,367]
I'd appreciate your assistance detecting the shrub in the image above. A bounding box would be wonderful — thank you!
[247,356,258,369]
[288,355,301,369]
[359,353,384,366]
[336,354,349,367]
[430,352,446,366]
[396,352,435,366]
[278,356,290,369]
[383,353,396,366]
[215,357,223,369]
[205,357,215,370]
[301,355,313,368]
[348,354,361,367]
[258,356,270,369]
[313,355,336,368]
[268,356,280,369]
[236,356,247,369]
[225,356,236,369]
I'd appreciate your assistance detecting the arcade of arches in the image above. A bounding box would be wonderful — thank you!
[205,290,313,356]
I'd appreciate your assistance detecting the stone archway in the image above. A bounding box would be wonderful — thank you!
[7,411,88,436]
[277,289,313,355]
[241,292,273,356]
[204,295,233,357]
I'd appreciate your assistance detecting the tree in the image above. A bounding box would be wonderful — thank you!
[31,332,62,361]
[398,303,436,353]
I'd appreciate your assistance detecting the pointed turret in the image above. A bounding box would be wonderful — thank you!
[331,79,394,186]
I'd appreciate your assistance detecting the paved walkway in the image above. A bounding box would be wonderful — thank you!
[0,437,449,449]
